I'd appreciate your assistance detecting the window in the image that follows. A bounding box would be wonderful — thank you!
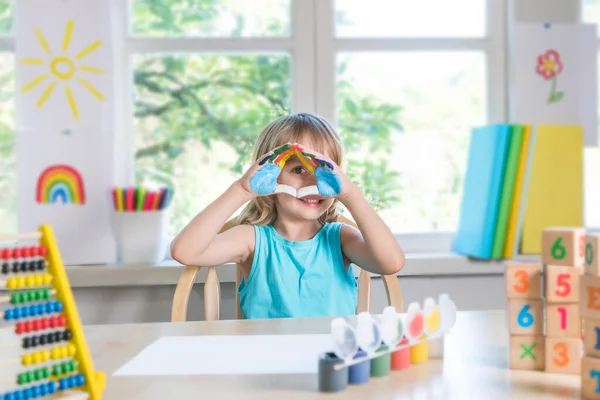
[0,0,504,254]
[322,0,501,236]
[582,0,600,227]
[0,0,14,234]
[130,0,502,251]
[129,0,295,239]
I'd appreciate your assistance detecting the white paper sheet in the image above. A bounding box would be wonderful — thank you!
[16,128,116,265]
[14,0,114,131]
[113,334,335,376]
[511,23,598,146]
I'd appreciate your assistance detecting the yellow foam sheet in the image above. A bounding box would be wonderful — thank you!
[520,125,583,254]
[503,124,532,258]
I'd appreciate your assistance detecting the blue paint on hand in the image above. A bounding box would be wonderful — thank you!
[249,163,281,195]
[315,166,342,197]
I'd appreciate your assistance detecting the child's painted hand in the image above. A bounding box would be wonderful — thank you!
[244,142,352,199]
[298,147,356,201]
[237,144,289,197]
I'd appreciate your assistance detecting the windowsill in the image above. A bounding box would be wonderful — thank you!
[53,252,540,288]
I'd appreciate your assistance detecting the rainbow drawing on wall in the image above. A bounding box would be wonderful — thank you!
[36,164,86,205]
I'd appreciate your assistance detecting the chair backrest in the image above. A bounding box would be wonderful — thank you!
[171,216,403,322]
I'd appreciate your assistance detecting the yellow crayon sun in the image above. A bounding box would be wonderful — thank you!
[19,20,105,120]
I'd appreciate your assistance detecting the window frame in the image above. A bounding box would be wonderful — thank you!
[119,0,509,256]
[315,0,508,253]
[1,0,508,256]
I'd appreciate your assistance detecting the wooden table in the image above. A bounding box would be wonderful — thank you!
[86,310,581,399]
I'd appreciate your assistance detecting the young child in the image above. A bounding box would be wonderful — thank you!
[170,113,405,319]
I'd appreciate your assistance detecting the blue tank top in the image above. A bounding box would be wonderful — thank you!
[237,222,358,319]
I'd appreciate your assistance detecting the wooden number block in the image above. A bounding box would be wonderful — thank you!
[509,335,545,370]
[581,274,600,320]
[544,264,582,303]
[586,234,600,277]
[542,227,586,267]
[582,356,600,399]
[584,319,600,358]
[505,262,542,299]
[544,337,581,374]
[507,299,543,335]
[546,303,581,338]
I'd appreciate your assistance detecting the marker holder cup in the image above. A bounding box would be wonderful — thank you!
[112,210,167,264]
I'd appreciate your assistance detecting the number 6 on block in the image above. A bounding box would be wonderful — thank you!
[508,300,543,335]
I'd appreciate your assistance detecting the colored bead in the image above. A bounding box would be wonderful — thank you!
[6,277,15,289]
[63,329,72,341]
[32,351,42,364]
[12,248,21,259]
[47,380,56,393]
[33,368,43,381]
[2,262,8,274]
[40,318,48,329]
[30,246,38,257]
[22,388,31,399]
[39,246,47,256]
[31,386,40,398]
[75,373,85,386]
[36,260,45,270]
[22,354,32,366]
[58,315,66,326]
[50,347,60,359]
[28,261,36,272]
[16,276,25,288]
[11,262,19,273]
[25,320,33,331]
[1,248,10,259]
[42,274,51,285]
[19,262,27,273]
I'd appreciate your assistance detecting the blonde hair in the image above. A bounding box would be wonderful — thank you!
[235,113,344,226]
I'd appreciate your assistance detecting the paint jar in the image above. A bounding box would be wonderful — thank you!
[391,339,410,370]
[348,349,370,385]
[317,352,348,392]
[370,345,391,377]
[112,210,167,265]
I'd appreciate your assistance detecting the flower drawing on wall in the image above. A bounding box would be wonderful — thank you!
[535,49,564,104]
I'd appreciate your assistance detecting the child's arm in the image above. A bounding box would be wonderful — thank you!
[170,182,255,267]
[338,183,405,276]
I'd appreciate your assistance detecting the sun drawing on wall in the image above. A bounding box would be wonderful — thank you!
[19,19,105,120]
[36,164,86,205]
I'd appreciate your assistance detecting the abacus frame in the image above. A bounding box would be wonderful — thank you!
[0,224,105,400]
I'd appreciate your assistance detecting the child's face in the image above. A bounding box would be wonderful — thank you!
[274,139,335,221]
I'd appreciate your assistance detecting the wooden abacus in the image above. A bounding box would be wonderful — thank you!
[0,224,104,400]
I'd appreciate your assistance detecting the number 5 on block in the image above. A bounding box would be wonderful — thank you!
[505,263,542,299]
[508,300,543,335]
[544,265,582,303]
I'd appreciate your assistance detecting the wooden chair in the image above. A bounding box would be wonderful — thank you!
[171,216,403,322]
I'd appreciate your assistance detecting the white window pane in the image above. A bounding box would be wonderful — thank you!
[336,52,486,233]
[335,0,486,38]
[583,0,600,35]
[131,0,291,37]
[0,53,15,233]
[133,54,291,237]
